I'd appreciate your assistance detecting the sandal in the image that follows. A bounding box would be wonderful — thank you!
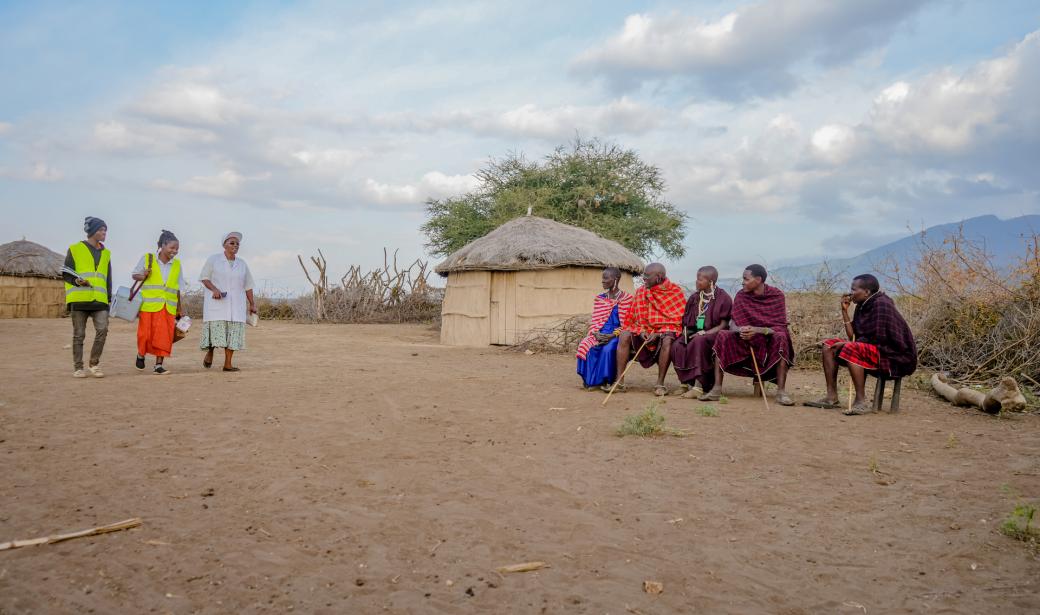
[775,392,795,406]
[803,398,841,409]
[135,355,145,370]
[601,382,626,393]
[843,400,875,416]
[222,367,240,372]
[699,389,721,402]
[654,385,668,397]
[681,386,704,399]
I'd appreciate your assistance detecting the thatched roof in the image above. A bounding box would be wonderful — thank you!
[435,216,644,276]
[0,239,63,279]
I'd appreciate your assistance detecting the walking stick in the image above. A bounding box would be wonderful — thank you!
[842,296,855,413]
[847,339,856,414]
[602,335,653,406]
[748,343,770,411]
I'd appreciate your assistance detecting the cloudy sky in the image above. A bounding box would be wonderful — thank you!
[2,0,1038,292]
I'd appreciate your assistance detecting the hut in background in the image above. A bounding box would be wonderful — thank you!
[435,216,644,346]
[0,239,65,318]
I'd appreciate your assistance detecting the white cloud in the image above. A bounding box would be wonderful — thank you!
[152,169,267,198]
[0,122,12,136]
[359,98,665,140]
[92,120,217,153]
[133,79,249,127]
[363,171,480,205]
[30,162,63,182]
[666,28,1040,224]
[811,124,856,164]
[573,0,932,99]
[864,31,1040,153]
[0,161,63,182]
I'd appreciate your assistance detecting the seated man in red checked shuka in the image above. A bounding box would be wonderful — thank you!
[805,274,917,415]
[612,262,686,397]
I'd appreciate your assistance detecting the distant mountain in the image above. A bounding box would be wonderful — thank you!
[723,214,1040,293]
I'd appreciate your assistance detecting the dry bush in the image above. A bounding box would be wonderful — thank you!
[510,315,590,353]
[296,248,441,324]
[179,289,297,321]
[776,263,849,366]
[880,228,1040,390]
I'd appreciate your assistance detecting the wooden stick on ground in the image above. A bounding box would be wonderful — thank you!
[602,335,653,406]
[748,345,770,411]
[0,518,142,551]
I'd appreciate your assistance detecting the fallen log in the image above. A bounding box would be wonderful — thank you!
[931,374,1026,414]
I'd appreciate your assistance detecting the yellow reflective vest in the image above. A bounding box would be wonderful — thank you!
[65,242,110,305]
[139,254,181,315]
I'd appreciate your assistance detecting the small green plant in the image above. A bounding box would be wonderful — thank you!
[616,402,687,437]
[1000,503,1039,543]
[945,433,958,448]
[868,455,881,475]
[697,405,719,417]
[718,396,729,405]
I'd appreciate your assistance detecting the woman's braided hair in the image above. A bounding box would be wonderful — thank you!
[158,229,178,248]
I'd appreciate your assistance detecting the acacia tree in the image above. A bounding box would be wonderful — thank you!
[421,137,687,259]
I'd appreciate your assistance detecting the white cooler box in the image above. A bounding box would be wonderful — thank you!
[110,285,143,322]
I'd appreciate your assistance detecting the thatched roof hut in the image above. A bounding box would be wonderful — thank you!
[0,239,66,318]
[436,216,644,346]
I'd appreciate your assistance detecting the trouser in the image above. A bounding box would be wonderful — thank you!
[71,309,109,370]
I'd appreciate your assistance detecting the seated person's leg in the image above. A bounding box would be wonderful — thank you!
[655,335,673,390]
[614,331,634,386]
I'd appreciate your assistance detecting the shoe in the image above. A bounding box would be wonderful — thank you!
[73,369,87,378]
[88,366,105,378]
[153,365,169,375]
[803,398,841,409]
[135,356,145,370]
[843,400,875,415]
[699,389,721,401]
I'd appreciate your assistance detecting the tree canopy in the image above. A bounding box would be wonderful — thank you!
[421,138,687,260]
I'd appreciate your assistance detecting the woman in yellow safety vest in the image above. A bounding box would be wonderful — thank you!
[132,230,188,375]
[62,216,111,378]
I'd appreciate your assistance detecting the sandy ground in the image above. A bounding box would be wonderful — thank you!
[1,318,1038,614]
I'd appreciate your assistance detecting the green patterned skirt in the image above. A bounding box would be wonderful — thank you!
[199,320,246,351]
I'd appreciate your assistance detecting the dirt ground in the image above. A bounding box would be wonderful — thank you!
[1,319,1038,614]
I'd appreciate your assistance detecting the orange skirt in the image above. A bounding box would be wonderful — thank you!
[138,310,175,357]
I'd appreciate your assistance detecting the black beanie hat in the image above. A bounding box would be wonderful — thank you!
[84,217,107,237]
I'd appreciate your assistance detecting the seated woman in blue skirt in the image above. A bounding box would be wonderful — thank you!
[576,268,634,389]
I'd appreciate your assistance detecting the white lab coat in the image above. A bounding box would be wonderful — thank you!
[199,254,255,323]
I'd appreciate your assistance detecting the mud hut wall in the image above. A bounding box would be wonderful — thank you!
[439,271,492,346]
[506,268,635,345]
[0,276,65,318]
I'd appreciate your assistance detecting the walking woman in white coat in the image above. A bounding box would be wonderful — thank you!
[198,232,257,371]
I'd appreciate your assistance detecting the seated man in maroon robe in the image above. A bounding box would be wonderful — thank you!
[670,266,733,399]
[701,264,795,406]
[805,274,918,415]
[613,263,686,396]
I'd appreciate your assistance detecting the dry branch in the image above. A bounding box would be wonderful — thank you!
[0,518,142,551]
[496,561,549,573]
[298,248,440,324]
